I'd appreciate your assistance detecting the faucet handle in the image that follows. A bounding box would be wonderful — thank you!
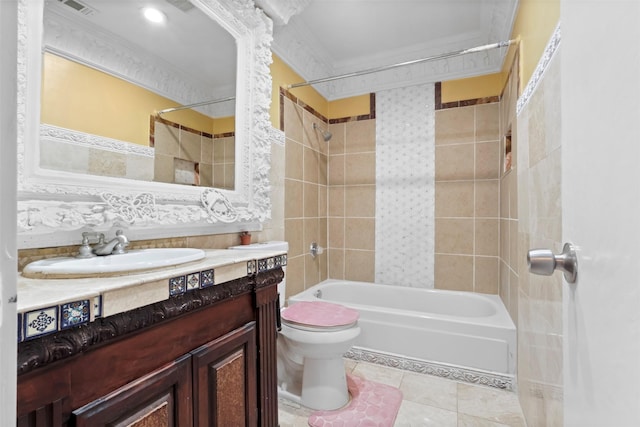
[82,231,104,244]
[78,232,99,258]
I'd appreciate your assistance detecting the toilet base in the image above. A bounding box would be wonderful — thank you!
[301,357,350,410]
[277,354,351,411]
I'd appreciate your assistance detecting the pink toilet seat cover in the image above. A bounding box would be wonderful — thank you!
[282,301,359,328]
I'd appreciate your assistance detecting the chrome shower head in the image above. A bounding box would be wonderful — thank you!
[313,122,332,142]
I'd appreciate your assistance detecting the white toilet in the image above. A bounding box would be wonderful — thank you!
[278,300,360,410]
[228,241,360,410]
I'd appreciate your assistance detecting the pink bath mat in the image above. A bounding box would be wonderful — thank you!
[308,374,403,427]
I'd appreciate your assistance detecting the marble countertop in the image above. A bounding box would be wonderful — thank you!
[17,248,287,342]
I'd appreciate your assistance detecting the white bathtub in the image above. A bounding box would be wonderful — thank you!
[289,279,516,386]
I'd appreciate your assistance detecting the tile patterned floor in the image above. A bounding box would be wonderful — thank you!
[278,359,527,427]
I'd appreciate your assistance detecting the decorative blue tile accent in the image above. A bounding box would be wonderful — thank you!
[17,313,22,342]
[60,300,90,330]
[24,306,58,340]
[169,275,186,296]
[93,296,102,318]
[200,269,214,288]
[186,272,200,291]
[247,260,256,275]
[255,256,287,273]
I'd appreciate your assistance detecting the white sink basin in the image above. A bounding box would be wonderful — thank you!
[22,248,206,278]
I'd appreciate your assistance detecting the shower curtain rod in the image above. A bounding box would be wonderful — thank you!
[156,96,236,116]
[287,39,517,89]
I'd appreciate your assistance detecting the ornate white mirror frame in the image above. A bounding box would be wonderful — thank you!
[16,0,275,249]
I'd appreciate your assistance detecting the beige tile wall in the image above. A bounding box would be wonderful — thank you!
[40,139,154,182]
[516,48,563,427]
[327,120,376,283]
[282,97,329,301]
[281,90,377,300]
[154,119,235,189]
[434,103,501,293]
[499,55,520,323]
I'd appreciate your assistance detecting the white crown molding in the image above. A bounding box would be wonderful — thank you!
[275,39,504,101]
[272,1,514,100]
[254,0,311,26]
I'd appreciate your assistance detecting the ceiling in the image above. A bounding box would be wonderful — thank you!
[270,0,519,100]
[49,0,519,103]
[47,0,237,96]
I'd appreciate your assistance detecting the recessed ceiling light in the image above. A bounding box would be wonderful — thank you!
[142,7,167,24]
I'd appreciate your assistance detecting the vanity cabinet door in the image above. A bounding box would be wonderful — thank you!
[71,353,193,427]
[191,321,257,427]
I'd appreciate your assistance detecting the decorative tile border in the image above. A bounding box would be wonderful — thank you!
[257,254,288,273]
[247,260,257,275]
[516,22,561,115]
[186,272,200,291]
[169,275,186,296]
[434,82,501,110]
[168,254,286,296]
[279,88,376,131]
[18,297,95,342]
[345,347,516,391]
[17,313,22,342]
[18,253,288,341]
[329,93,377,123]
[60,300,90,330]
[150,115,230,148]
[200,269,215,288]
[41,124,154,157]
[17,274,266,375]
[24,306,58,341]
[275,254,287,268]
[93,296,102,319]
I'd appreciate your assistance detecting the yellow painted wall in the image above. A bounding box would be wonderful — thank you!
[442,0,560,103]
[507,0,560,93]
[270,54,372,125]
[270,55,328,127]
[441,73,504,104]
[213,116,235,134]
[41,53,219,145]
[328,94,370,119]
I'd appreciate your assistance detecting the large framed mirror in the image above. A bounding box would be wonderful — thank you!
[16,0,275,248]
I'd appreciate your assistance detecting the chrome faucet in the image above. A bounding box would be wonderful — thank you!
[77,230,129,257]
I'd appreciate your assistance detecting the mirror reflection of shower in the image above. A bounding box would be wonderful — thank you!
[313,123,332,142]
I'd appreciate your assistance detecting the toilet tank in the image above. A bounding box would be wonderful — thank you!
[229,241,289,308]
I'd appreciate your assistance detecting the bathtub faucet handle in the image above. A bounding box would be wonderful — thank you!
[310,242,324,259]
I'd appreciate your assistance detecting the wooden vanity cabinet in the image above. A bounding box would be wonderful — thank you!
[72,322,256,427]
[72,352,194,427]
[191,322,257,426]
[16,269,282,427]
